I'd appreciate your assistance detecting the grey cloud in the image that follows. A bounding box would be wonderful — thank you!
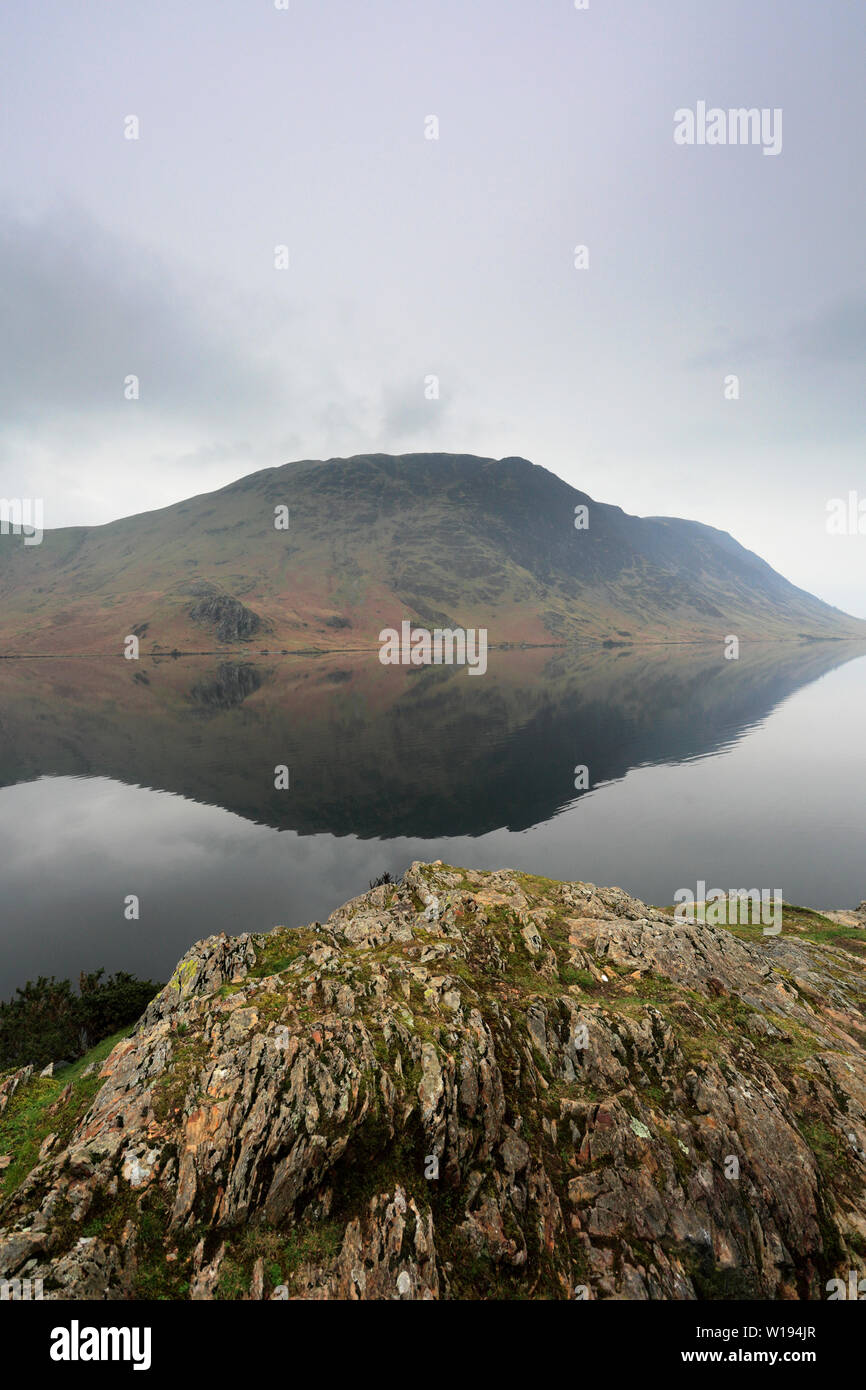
[380,378,455,443]
[686,295,866,371]
[0,204,300,430]
[793,296,866,363]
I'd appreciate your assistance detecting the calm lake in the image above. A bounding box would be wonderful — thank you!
[1,640,865,1000]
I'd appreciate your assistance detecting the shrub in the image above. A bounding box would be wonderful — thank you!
[0,969,161,1070]
[368,871,394,889]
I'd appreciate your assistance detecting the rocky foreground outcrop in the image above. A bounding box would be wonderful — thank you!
[1,863,865,1300]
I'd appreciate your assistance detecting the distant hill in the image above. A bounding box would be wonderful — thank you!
[0,452,862,653]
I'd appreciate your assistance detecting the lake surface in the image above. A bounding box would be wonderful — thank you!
[1,640,865,1000]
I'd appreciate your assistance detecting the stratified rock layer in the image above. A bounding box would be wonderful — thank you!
[1,863,865,1300]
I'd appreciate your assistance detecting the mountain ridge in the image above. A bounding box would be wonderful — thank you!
[0,452,862,654]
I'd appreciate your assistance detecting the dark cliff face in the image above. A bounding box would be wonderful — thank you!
[1,862,865,1300]
[187,594,262,644]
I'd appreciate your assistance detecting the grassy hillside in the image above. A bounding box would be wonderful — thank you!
[0,453,862,654]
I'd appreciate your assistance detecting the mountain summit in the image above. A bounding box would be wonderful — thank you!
[0,453,861,654]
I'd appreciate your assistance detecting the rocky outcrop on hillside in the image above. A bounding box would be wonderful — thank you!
[1,863,865,1300]
[821,902,866,931]
[0,1065,32,1117]
[187,591,262,643]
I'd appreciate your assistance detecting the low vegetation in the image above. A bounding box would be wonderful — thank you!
[0,969,161,1070]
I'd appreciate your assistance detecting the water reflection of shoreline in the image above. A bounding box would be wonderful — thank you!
[0,641,861,840]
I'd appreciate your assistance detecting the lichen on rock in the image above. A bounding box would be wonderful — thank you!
[1,862,865,1300]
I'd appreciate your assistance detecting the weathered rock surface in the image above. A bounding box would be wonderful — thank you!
[820,902,866,931]
[0,1066,32,1116]
[1,864,865,1300]
[187,592,261,643]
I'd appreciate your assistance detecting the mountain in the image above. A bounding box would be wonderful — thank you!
[2,861,865,1299]
[0,453,862,655]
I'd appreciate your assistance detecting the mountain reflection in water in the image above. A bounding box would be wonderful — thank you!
[0,640,864,997]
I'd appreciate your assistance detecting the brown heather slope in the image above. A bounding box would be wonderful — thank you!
[1,863,865,1300]
[0,453,862,654]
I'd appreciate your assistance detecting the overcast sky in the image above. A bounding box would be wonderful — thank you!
[1,0,864,615]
